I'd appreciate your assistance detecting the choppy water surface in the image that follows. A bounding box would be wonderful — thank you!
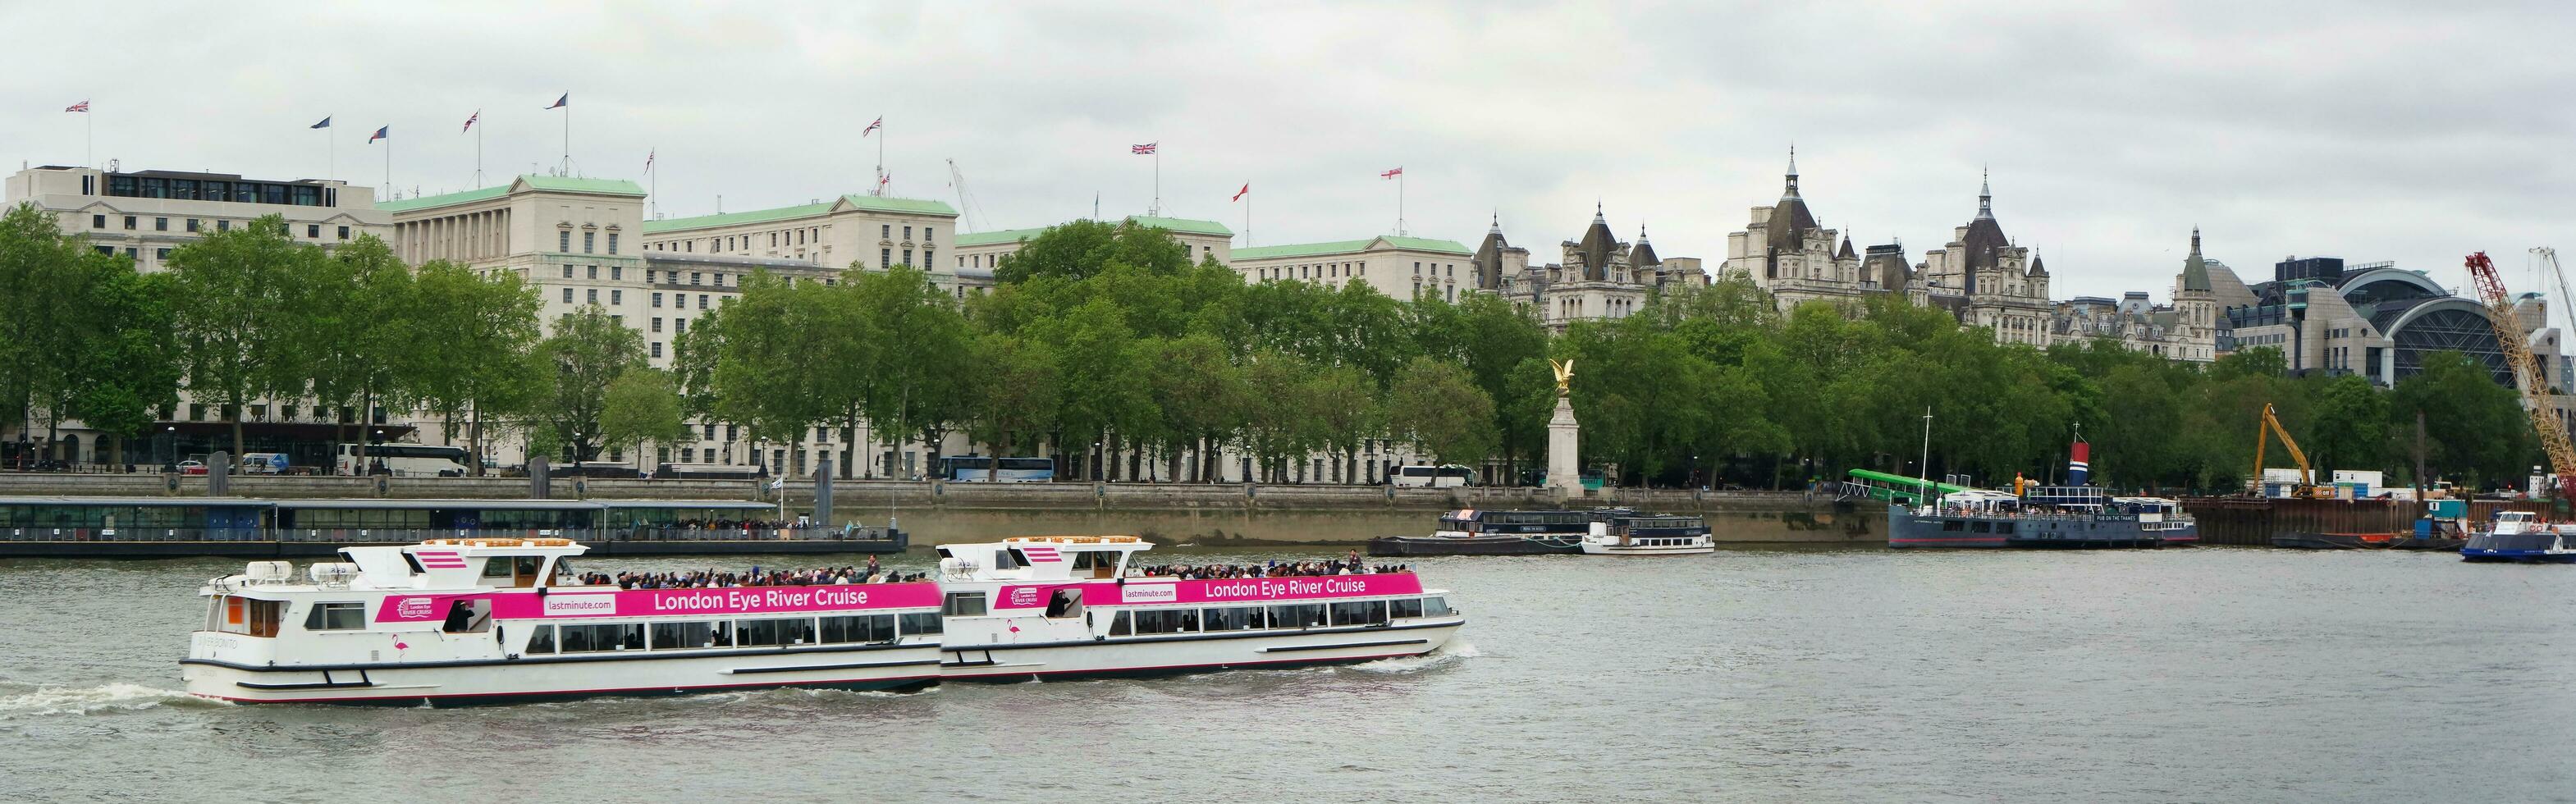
[3,543,2572,802]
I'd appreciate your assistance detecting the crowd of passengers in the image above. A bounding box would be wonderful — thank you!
[656,518,805,531]
[582,560,926,589]
[1135,555,1410,579]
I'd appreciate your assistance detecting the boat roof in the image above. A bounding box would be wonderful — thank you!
[268,498,772,510]
[0,496,273,508]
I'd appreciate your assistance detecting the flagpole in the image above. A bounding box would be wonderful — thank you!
[875,123,885,197]
[383,135,391,197]
[562,103,570,176]
[1398,170,1407,235]
[85,110,93,168]
[327,119,335,182]
[1152,151,1161,217]
[475,114,483,187]
[1246,188,1252,247]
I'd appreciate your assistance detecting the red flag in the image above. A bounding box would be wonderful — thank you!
[1380,167,1402,179]
[64,100,89,113]
[1232,183,1249,202]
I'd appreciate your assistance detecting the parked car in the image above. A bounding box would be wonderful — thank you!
[176,460,208,475]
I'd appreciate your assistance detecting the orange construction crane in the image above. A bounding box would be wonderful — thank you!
[2463,251,2576,500]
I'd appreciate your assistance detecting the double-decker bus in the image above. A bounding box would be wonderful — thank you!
[940,455,1055,482]
[336,444,469,477]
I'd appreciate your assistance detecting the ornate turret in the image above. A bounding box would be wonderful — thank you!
[2180,226,2212,291]
[1630,224,1659,268]
[1472,210,1510,290]
[1837,235,1855,259]
[1767,146,1820,254]
[1961,168,2011,271]
[1576,202,1617,281]
[2027,253,2048,277]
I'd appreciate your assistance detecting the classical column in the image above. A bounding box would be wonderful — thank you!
[1545,359,1583,500]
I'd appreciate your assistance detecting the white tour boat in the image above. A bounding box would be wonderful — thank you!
[1578,513,1715,555]
[182,538,945,705]
[929,536,1466,681]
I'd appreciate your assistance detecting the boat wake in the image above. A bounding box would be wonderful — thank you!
[1349,639,1480,674]
[0,683,226,718]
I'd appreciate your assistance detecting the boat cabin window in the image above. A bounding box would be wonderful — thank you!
[212,596,285,637]
[1045,589,1084,619]
[1391,598,1425,619]
[559,623,644,652]
[1130,609,1196,634]
[524,624,556,654]
[1941,520,1965,532]
[899,612,943,636]
[302,601,368,631]
[1329,601,1389,627]
[1421,596,1450,617]
[1071,550,1118,578]
[995,549,1024,571]
[1268,603,1327,628]
[820,614,897,643]
[441,600,493,633]
[401,553,427,574]
[735,617,817,646]
[1201,606,1256,631]
[652,621,719,649]
[1108,611,1132,636]
[942,592,988,617]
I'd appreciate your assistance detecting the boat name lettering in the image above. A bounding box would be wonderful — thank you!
[648,588,870,613]
[1200,578,1377,600]
[542,593,618,616]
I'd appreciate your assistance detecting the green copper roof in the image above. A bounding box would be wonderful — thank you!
[377,175,643,213]
[1125,215,1233,237]
[954,226,1051,247]
[1233,235,1472,261]
[644,194,959,234]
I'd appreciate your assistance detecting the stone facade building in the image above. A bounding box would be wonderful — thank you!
[1477,206,1706,329]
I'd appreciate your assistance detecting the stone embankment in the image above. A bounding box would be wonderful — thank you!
[0,473,1876,546]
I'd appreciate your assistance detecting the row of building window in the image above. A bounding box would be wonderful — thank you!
[556,230,620,255]
[89,213,350,241]
[98,175,332,208]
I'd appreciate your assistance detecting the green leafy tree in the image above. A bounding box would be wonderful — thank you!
[167,215,320,457]
[600,368,693,465]
[70,267,181,466]
[2305,372,2389,477]
[535,306,644,463]
[2391,350,2534,489]
[1385,356,1498,473]
[963,333,1061,481]
[410,261,544,473]
[301,235,418,470]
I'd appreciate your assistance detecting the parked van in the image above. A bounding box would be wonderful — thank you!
[238,453,291,474]
[1392,464,1478,487]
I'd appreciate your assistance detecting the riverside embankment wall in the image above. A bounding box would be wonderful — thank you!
[0,474,1877,546]
[2179,496,2545,546]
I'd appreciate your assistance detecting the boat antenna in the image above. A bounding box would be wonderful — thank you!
[1919,406,1933,505]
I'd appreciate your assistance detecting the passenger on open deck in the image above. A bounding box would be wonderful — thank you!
[580,565,929,589]
[1133,559,1408,580]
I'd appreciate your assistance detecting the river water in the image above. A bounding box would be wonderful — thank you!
[2,543,2570,802]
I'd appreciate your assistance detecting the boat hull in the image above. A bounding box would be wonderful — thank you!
[2271,532,2392,550]
[1366,535,1580,556]
[1887,505,2195,549]
[2459,549,2576,563]
[1577,540,1714,555]
[936,619,1463,683]
[181,643,944,706]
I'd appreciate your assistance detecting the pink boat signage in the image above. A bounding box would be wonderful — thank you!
[373,583,944,624]
[994,573,1425,610]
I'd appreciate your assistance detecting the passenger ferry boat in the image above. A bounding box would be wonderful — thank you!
[183,538,945,705]
[2459,511,2576,563]
[931,536,1466,681]
[1578,513,1714,555]
[1366,509,1591,555]
[185,535,1467,703]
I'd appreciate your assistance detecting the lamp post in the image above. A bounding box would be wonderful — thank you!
[162,425,175,471]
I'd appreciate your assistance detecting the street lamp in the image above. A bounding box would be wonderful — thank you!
[163,425,175,471]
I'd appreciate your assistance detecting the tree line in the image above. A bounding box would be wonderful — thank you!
[0,206,2540,491]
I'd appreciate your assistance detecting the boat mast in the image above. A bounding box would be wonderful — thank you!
[1919,406,1933,507]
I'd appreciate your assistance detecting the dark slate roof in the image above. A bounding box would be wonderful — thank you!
[2027,254,2048,276]
[1768,196,1819,254]
[1961,215,2011,271]
[2181,228,2213,291]
[1630,230,1659,267]
[1865,244,1911,290]
[1837,236,1855,258]
[1578,212,1618,281]
[1473,227,1510,290]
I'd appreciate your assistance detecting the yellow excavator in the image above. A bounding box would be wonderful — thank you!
[2253,403,2335,499]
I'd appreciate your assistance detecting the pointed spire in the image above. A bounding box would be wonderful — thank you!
[1638,222,1650,242]
[1593,199,1605,225]
[2189,225,2203,257]
[1974,166,1993,221]
[1782,144,1802,201]
[1489,209,1501,234]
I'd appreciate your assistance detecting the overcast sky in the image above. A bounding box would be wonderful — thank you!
[9,1,2573,300]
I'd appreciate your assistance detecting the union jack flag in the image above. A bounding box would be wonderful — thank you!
[1132,142,1157,154]
[1021,546,1062,563]
[1381,167,1403,179]
[64,100,89,113]
[462,110,478,133]
[863,116,882,136]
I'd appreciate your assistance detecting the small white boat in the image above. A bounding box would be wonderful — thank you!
[182,538,945,705]
[1578,514,1714,555]
[930,536,1466,681]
